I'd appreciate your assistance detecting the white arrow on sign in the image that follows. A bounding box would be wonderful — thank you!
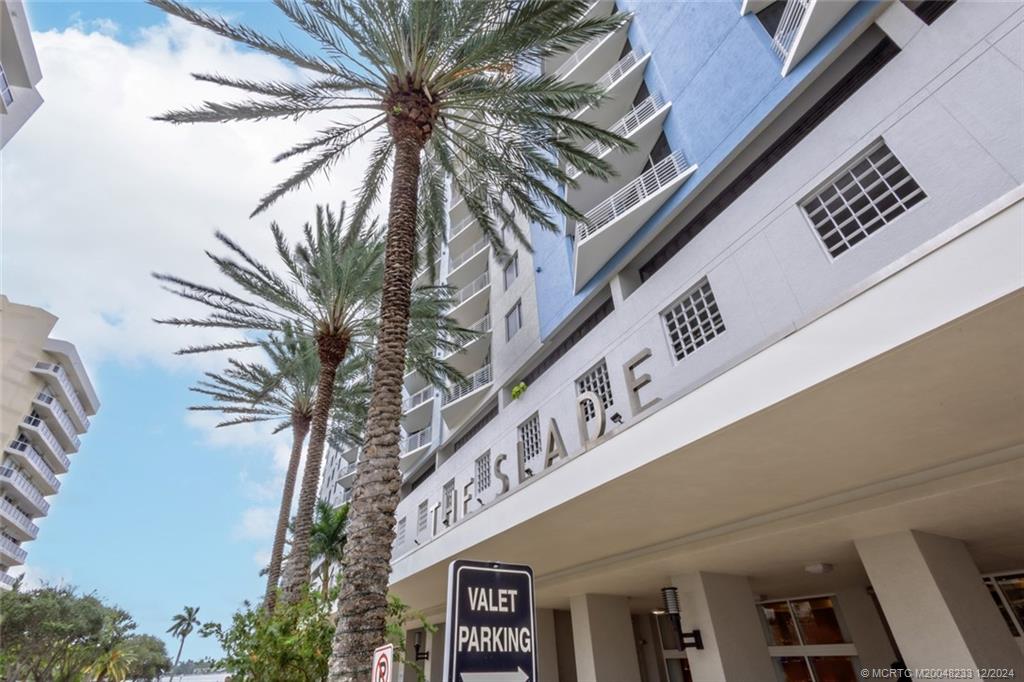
[460,668,529,682]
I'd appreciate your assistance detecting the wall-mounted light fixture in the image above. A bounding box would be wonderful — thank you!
[661,587,703,651]
[413,631,430,661]
[610,412,623,424]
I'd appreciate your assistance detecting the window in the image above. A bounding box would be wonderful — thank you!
[803,142,925,258]
[518,414,542,462]
[0,64,12,107]
[760,596,858,682]
[505,300,523,341]
[984,572,1024,638]
[395,517,406,545]
[662,278,726,361]
[475,453,491,494]
[576,360,614,422]
[503,253,519,290]
[639,36,901,282]
[901,0,956,24]
[416,500,429,534]
[442,479,456,525]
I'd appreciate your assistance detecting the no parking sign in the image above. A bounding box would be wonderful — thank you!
[372,643,394,682]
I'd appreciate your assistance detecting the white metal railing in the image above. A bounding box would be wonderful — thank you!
[0,571,16,587]
[553,32,604,79]
[0,535,27,563]
[0,467,50,514]
[595,50,642,91]
[771,0,811,61]
[448,237,490,272]
[34,362,90,428]
[443,364,493,405]
[403,386,436,413]
[34,392,81,449]
[453,272,491,307]
[21,416,71,470]
[449,216,477,242]
[6,440,60,492]
[466,313,492,335]
[402,427,432,453]
[0,498,38,538]
[578,149,690,241]
[568,94,666,177]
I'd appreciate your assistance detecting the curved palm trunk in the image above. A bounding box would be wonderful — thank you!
[264,415,310,611]
[171,636,185,681]
[322,561,331,601]
[330,129,423,679]
[282,341,348,603]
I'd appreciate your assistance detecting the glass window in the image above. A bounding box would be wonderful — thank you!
[810,656,859,682]
[576,360,614,422]
[774,656,813,682]
[993,574,1024,636]
[503,253,518,290]
[762,601,802,646]
[474,453,491,494]
[792,597,846,645]
[505,300,522,341]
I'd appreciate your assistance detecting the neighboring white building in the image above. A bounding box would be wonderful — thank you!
[0,296,99,588]
[0,0,42,148]
[319,2,1024,679]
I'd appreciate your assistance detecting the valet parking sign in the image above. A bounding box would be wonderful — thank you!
[443,560,537,682]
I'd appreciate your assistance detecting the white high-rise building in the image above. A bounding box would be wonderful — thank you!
[0,0,42,148]
[0,296,99,588]
[320,2,1024,679]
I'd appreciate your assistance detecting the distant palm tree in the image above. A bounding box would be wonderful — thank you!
[148,3,631,674]
[155,205,471,603]
[166,606,200,680]
[309,499,349,600]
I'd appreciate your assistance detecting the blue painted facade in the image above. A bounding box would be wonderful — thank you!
[531,0,880,339]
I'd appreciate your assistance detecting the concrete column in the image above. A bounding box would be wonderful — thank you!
[569,594,642,682]
[537,608,561,682]
[856,530,1024,671]
[424,624,445,682]
[833,587,896,672]
[671,572,775,682]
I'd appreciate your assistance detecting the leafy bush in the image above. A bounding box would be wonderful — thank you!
[511,382,528,400]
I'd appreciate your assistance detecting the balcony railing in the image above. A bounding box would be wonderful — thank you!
[21,416,71,470]
[568,95,665,177]
[5,440,60,493]
[448,237,489,272]
[553,33,604,79]
[453,272,491,307]
[450,216,476,241]
[33,362,90,428]
[443,364,493,405]
[34,392,82,449]
[0,571,16,588]
[578,149,690,241]
[0,498,38,538]
[402,427,432,454]
[403,386,435,413]
[771,0,810,61]
[465,314,492,335]
[0,535,27,564]
[595,50,642,91]
[0,468,50,515]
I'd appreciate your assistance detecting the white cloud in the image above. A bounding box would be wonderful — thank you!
[2,17,375,372]
[9,562,72,589]
[235,505,278,541]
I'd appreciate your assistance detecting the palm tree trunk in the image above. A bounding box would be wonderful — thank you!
[330,124,424,680]
[282,340,348,603]
[322,561,331,601]
[264,415,310,612]
[171,637,184,681]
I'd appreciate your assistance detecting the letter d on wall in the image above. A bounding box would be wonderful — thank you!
[576,390,606,447]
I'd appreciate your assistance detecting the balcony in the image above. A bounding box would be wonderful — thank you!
[448,216,483,259]
[0,535,27,566]
[441,364,493,428]
[445,314,492,377]
[450,271,491,326]
[544,1,616,74]
[0,467,50,516]
[32,362,91,431]
[575,50,651,130]
[336,459,358,488]
[0,498,38,541]
[573,149,697,291]
[554,13,631,86]
[566,94,673,212]
[400,427,433,472]
[402,385,436,433]
[32,392,81,452]
[447,237,490,285]
[0,571,16,589]
[413,256,442,287]
[20,416,71,474]
[770,0,857,76]
[4,440,60,495]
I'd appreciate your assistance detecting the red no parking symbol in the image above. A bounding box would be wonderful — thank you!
[372,643,394,682]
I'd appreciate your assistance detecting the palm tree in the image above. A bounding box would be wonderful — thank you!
[154,205,470,604]
[309,500,349,600]
[149,2,630,675]
[166,606,200,680]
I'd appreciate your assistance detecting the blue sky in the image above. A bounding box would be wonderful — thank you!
[5,0,373,661]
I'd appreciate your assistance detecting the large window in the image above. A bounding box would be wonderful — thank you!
[576,360,614,422]
[662,278,725,362]
[984,572,1024,638]
[518,414,542,464]
[759,596,859,682]
[505,300,523,341]
[802,142,925,258]
[416,500,429,535]
[395,517,406,546]
[503,253,519,290]
[475,453,491,494]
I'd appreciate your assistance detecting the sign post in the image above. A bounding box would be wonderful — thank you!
[442,560,537,682]
[372,643,394,682]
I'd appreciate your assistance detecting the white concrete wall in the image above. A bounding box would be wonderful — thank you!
[569,594,642,682]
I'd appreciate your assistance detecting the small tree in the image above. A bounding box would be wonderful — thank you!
[167,605,200,679]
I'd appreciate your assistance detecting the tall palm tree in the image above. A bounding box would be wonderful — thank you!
[154,205,470,604]
[309,499,349,600]
[166,606,200,680]
[149,2,630,675]
[190,328,364,611]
